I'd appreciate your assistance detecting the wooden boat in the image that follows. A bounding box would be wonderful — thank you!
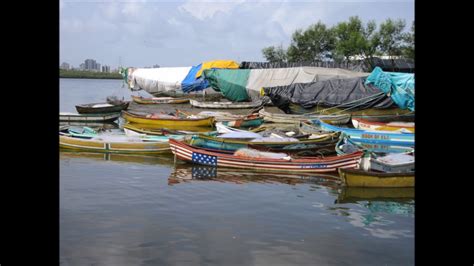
[123,123,201,136]
[338,168,414,187]
[352,118,414,133]
[303,120,414,147]
[75,101,129,114]
[60,134,172,154]
[131,95,189,104]
[247,142,337,156]
[188,132,340,152]
[369,153,415,173]
[169,138,363,173]
[122,110,215,127]
[259,108,351,125]
[288,103,415,122]
[190,99,263,109]
[60,112,121,122]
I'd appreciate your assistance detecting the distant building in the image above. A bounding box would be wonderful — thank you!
[79,63,85,70]
[60,62,70,70]
[101,65,110,73]
[153,64,160,68]
[83,59,102,72]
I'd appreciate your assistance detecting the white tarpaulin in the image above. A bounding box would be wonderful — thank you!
[128,67,192,95]
[246,67,369,100]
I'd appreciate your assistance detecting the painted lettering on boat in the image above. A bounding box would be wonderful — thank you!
[361,133,390,140]
[301,164,328,169]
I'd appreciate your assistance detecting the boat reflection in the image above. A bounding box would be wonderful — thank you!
[168,163,341,187]
[336,187,414,204]
[60,150,176,166]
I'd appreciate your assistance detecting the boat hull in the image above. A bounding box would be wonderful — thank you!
[60,135,171,154]
[75,102,129,114]
[170,139,363,173]
[338,168,414,187]
[131,95,189,104]
[190,99,262,109]
[59,112,121,122]
[122,111,215,127]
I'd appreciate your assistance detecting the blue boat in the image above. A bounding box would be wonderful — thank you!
[303,120,414,149]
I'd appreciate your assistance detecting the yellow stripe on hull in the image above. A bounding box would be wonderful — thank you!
[122,112,215,127]
[59,135,170,154]
[339,169,414,188]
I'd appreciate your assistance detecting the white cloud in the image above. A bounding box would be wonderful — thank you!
[178,0,246,20]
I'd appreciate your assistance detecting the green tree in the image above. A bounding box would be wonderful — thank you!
[402,21,414,60]
[333,16,380,69]
[262,45,287,63]
[286,21,335,62]
[377,18,406,57]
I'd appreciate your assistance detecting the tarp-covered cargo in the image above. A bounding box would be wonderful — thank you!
[263,77,396,113]
[203,67,368,102]
[181,64,209,93]
[365,67,415,111]
[240,61,347,69]
[127,67,192,95]
[195,60,239,78]
[203,69,251,102]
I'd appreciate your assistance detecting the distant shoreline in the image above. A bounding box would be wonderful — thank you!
[60,69,122,79]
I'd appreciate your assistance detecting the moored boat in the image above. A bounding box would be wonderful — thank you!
[59,112,121,123]
[303,120,414,148]
[352,118,414,133]
[131,95,189,104]
[189,131,340,152]
[338,168,414,187]
[169,138,363,173]
[122,110,215,127]
[190,99,263,109]
[59,134,172,154]
[75,101,129,114]
[258,108,351,125]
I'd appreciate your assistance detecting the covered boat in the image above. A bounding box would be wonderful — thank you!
[203,67,368,102]
[125,66,192,96]
[169,138,363,173]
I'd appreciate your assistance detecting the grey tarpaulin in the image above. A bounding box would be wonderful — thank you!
[263,77,395,113]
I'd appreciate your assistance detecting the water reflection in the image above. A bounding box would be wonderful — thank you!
[168,163,341,187]
[333,186,414,239]
[60,150,175,167]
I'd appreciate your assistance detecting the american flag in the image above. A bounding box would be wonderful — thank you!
[192,152,217,166]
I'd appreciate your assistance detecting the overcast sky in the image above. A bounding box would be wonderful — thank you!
[60,0,414,69]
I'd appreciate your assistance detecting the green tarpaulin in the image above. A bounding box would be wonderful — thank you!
[203,69,251,102]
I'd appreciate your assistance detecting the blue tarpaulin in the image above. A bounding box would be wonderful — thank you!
[181,64,209,93]
[365,67,415,111]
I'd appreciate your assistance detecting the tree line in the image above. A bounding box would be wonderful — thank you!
[60,69,122,79]
[262,16,414,71]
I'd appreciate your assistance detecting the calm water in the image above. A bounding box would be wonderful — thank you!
[60,78,414,265]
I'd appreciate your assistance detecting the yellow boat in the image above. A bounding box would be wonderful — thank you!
[352,118,415,133]
[338,168,414,188]
[336,187,414,203]
[122,111,215,127]
[60,135,171,154]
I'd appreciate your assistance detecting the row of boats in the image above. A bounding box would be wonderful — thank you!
[59,95,414,188]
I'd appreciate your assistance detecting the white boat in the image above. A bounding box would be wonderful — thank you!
[370,153,415,173]
[190,99,263,109]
